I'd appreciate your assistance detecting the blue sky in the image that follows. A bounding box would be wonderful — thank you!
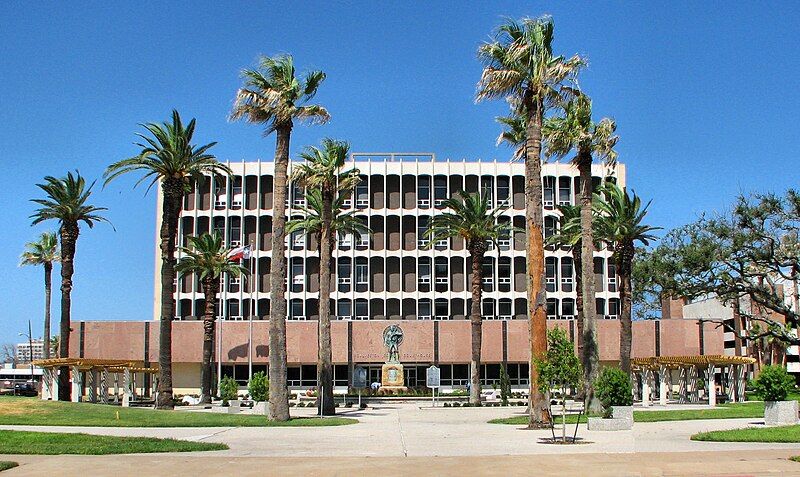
[1,2,798,346]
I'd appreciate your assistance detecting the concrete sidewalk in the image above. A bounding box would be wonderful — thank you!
[2,403,799,475]
[2,450,800,476]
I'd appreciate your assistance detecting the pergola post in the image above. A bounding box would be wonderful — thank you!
[689,366,700,403]
[52,368,59,400]
[87,370,98,403]
[736,365,747,402]
[71,366,82,403]
[659,366,668,406]
[678,366,688,404]
[113,372,120,404]
[41,368,53,400]
[707,363,716,407]
[122,369,133,407]
[100,368,109,405]
[642,369,652,407]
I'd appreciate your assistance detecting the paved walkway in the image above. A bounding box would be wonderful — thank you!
[2,403,800,475]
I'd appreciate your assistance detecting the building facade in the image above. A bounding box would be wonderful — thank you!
[16,339,45,364]
[64,155,730,395]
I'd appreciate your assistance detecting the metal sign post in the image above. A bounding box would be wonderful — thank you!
[426,365,440,407]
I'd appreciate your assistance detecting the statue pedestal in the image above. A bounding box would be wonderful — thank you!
[381,363,406,392]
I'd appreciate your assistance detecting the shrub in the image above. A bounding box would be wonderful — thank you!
[443,402,451,407]
[453,401,461,407]
[289,402,296,407]
[499,364,511,406]
[219,376,239,406]
[463,402,471,407]
[248,371,269,402]
[753,365,795,402]
[359,402,367,409]
[594,367,633,417]
[345,402,353,408]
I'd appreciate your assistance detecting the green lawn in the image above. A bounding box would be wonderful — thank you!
[0,462,18,472]
[0,430,227,454]
[692,425,800,443]
[489,402,766,425]
[0,397,356,427]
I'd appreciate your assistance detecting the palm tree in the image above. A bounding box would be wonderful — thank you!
[175,233,248,404]
[546,204,582,338]
[594,183,659,374]
[20,232,60,359]
[231,54,329,421]
[30,172,108,400]
[543,92,618,411]
[425,191,514,405]
[287,138,360,416]
[104,110,226,410]
[477,15,584,426]
[496,113,526,161]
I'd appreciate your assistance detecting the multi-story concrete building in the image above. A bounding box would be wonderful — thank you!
[66,155,729,395]
[16,339,45,364]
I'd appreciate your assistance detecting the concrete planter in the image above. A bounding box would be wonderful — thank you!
[226,399,241,414]
[764,400,799,426]
[587,406,633,431]
[612,406,634,422]
[253,401,269,415]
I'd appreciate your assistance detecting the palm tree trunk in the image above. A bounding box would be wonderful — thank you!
[156,181,183,410]
[200,277,219,404]
[57,222,78,401]
[618,245,634,374]
[43,262,52,360]
[577,152,600,412]
[317,189,335,415]
[525,96,550,427]
[469,247,485,406]
[268,124,291,421]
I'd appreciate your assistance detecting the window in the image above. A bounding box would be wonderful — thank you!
[291,261,304,291]
[558,177,571,205]
[596,298,606,317]
[497,176,510,204]
[435,299,448,320]
[545,257,557,292]
[482,299,495,319]
[543,177,555,208]
[337,260,351,291]
[418,259,431,285]
[337,300,352,320]
[228,299,240,319]
[481,176,493,203]
[482,258,494,291]
[546,298,559,319]
[417,216,430,247]
[418,299,432,320]
[608,298,620,318]
[498,258,511,291]
[290,299,304,320]
[544,216,557,240]
[418,176,430,208]
[434,176,447,206]
[354,299,368,320]
[562,298,575,318]
[499,298,512,320]
[355,177,368,208]
[607,261,617,292]
[560,257,574,292]
[355,262,368,286]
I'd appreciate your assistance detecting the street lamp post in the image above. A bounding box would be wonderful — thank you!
[19,320,35,382]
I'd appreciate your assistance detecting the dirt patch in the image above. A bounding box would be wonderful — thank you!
[0,399,46,416]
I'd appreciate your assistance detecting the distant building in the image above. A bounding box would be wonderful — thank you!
[16,339,45,364]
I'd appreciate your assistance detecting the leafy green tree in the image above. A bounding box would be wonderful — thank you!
[594,183,659,374]
[535,327,582,442]
[248,371,269,402]
[543,92,618,411]
[647,190,800,347]
[20,232,60,359]
[231,54,329,421]
[594,367,633,417]
[425,191,515,405]
[219,375,239,406]
[752,365,795,401]
[31,172,109,400]
[175,233,248,404]
[477,15,584,426]
[105,110,225,409]
[288,138,361,416]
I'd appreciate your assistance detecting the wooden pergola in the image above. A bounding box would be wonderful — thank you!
[631,355,756,407]
[33,358,159,406]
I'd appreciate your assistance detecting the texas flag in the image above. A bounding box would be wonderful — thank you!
[228,245,251,262]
